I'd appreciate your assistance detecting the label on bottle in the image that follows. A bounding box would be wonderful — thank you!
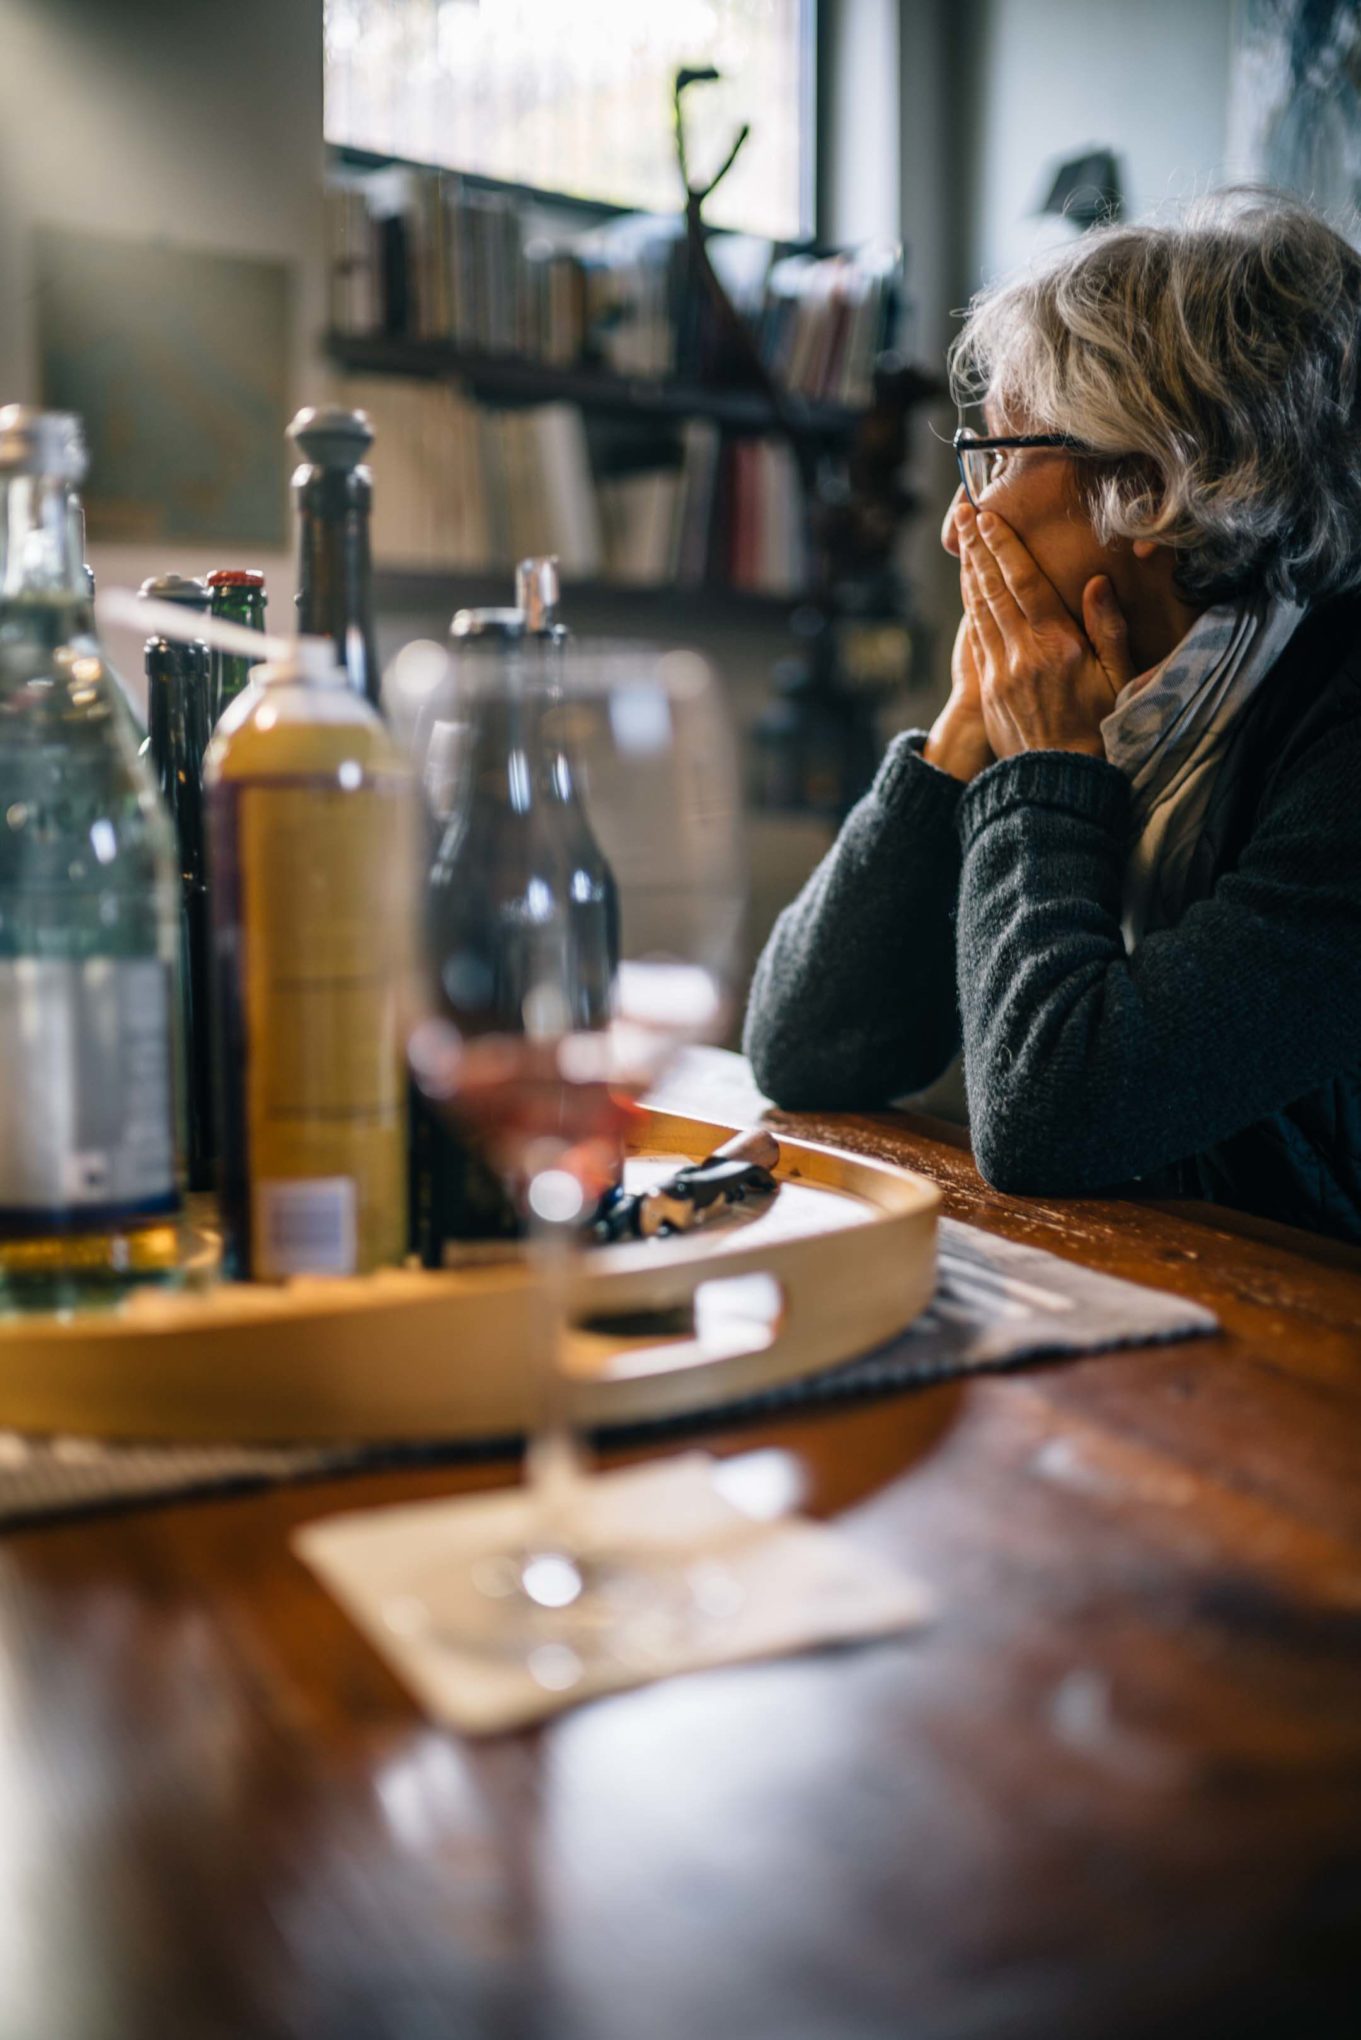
[0,957,177,1223]
[255,1176,356,1279]
[235,779,410,1276]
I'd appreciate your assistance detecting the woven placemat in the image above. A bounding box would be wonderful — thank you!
[0,1218,1217,1530]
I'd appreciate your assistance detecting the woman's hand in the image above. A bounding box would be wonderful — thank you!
[958,502,1134,759]
[923,611,994,782]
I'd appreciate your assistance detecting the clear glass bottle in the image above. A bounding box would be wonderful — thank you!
[429,561,618,1033]
[74,506,146,744]
[414,559,619,1261]
[205,639,418,1281]
[0,407,182,1305]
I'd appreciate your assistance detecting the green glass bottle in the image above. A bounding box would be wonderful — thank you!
[140,574,214,1193]
[0,407,183,1306]
[206,568,267,727]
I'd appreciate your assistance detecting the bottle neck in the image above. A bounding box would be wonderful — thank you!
[0,472,92,613]
[214,590,265,632]
[294,468,379,709]
[463,670,580,811]
[144,639,210,879]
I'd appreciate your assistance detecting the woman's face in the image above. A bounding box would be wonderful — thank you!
[940,407,1115,624]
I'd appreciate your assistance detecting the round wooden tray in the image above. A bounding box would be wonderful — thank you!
[0,1111,939,1442]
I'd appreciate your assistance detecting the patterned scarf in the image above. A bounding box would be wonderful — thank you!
[1100,595,1305,946]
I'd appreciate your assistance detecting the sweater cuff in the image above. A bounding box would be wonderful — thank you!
[958,747,1130,848]
[873,729,968,822]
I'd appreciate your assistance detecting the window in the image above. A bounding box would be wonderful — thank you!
[324,0,815,241]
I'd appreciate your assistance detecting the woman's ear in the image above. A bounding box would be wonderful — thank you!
[1131,537,1161,561]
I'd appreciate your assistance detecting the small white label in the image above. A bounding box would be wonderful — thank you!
[256,1178,357,1279]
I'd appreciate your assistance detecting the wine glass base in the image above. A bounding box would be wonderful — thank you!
[382,1538,745,1694]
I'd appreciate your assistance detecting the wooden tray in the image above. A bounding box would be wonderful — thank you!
[0,1111,939,1442]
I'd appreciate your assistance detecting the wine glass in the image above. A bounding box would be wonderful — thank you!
[394,632,747,1685]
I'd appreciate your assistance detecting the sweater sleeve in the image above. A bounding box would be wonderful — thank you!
[743,731,966,1107]
[955,723,1361,1194]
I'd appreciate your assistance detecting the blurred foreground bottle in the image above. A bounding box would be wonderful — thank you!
[78,510,146,737]
[140,574,215,1192]
[205,639,417,1281]
[289,406,381,710]
[206,567,267,726]
[0,407,182,1304]
[414,558,619,1262]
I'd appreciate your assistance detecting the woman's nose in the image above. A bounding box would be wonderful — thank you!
[941,485,966,557]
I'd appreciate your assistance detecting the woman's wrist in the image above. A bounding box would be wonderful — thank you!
[923,701,994,783]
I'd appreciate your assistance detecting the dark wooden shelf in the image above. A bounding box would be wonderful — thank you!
[326,141,823,249]
[372,566,816,628]
[328,143,656,229]
[326,331,866,441]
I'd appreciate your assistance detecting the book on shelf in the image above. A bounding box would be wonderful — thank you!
[597,471,681,586]
[326,160,903,407]
[674,418,722,587]
[333,374,807,598]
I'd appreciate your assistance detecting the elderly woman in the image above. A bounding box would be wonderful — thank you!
[743,192,1361,1241]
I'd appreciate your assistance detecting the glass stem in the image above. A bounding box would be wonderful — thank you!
[522,1187,587,1562]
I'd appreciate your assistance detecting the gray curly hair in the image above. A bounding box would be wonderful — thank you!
[948,190,1361,605]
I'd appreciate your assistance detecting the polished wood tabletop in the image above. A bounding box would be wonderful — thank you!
[1,1052,1358,2039]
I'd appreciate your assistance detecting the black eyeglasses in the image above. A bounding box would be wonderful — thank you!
[952,428,1096,509]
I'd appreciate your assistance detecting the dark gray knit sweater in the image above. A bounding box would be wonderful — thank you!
[743,594,1361,1241]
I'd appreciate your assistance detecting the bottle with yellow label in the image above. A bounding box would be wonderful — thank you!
[204,640,418,1282]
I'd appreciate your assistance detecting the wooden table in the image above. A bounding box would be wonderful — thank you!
[1,1051,1358,2039]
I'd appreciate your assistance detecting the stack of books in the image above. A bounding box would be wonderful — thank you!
[327,167,682,375]
[337,375,809,597]
[327,163,901,404]
[757,250,903,409]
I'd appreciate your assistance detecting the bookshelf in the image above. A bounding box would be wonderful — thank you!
[325,144,942,631]
[325,332,866,443]
[330,142,664,229]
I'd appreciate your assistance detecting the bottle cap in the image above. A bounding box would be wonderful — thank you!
[138,572,210,608]
[515,556,561,634]
[206,568,266,592]
[0,406,86,482]
[288,406,374,470]
[450,606,525,642]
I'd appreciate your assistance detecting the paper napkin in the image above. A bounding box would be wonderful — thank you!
[294,1451,929,1736]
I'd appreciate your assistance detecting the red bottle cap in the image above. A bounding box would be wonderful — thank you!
[206,568,266,589]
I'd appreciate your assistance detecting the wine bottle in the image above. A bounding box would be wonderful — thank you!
[289,407,380,710]
[415,559,619,1262]
[206,567,267,726]
[205,640,417,1280]
[139,572,215,1192]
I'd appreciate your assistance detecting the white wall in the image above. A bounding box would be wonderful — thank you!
[964,0,1235,287]
[0,0,328,701]
[823,0,902,247]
